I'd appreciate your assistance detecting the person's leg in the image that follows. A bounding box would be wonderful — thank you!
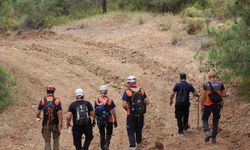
[98,124,106,150]
[105,122,113,147]
[175,105,184,134]
[52,124,61,150]
[72,126,83,150]
[135,116,144,144]
[183,104,190,130]
[202,106,212,142]
[211,105,221,142]
[127,116,136,148]
[42,125,52,150]
[83,125,94,150]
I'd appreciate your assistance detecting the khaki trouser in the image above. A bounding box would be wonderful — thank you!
[42,124,60,150]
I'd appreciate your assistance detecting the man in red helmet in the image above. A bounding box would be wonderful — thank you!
[36,85,63,150]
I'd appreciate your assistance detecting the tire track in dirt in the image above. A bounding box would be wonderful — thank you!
[15,40,172,149]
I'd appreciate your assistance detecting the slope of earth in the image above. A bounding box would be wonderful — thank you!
[0,12,249,150]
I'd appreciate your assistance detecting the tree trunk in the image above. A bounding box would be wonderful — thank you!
[102,0,107,14]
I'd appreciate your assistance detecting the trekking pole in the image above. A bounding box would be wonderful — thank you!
[197,96,200,129]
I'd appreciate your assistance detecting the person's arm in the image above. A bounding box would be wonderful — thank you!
[111,109,117,122]
[201,90,205,111]
[170,92,176,106]
[36,110,42,120]
[57,110,63,130]
[122,101,129,111]
[36,100,43,121]
[66,111,72,128]
[111,108,118,127]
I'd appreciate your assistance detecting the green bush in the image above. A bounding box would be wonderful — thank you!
[0,65,16,111]
[182,7,202,18]
[184,17,206,34]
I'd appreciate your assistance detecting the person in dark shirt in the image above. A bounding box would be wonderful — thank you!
[122,75,149,150]
[170,73,199,136]
[94,85,117,150]
[67,88,95,150]
[36,85,63,150]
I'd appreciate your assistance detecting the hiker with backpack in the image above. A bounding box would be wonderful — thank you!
[94,85,117,150]
[122,75,149,150]
[36,85,63,150]
[66,88,95,150]
[170,73,200,136]
[201,72,225,144]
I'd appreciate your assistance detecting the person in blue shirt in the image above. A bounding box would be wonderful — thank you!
[170,73,199,136]
[122,75,149,150]
[36,85,63,150]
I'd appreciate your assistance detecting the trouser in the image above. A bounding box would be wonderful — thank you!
[42,124,60,150]
[126,115,144,148]
[202,105,221,138]
[98,122,113,150]
[175,104,190,134]
[72,125,94,150]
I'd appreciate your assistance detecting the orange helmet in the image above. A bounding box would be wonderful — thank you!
[46,85,56,91]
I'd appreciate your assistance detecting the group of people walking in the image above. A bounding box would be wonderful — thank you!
[36,72,225,150]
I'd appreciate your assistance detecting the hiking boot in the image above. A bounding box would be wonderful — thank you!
[211,138,217,144]
[184,125,190,131]
[178,132,184,137]
[130,147,136,150]
[204,131,211,143]
[103,144,109,150]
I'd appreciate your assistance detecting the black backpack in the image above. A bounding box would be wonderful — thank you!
[208,82,223,104]
[130,88,146,117]
[75,103,90,126]
[176,86,188,105]
[43,97,57,124]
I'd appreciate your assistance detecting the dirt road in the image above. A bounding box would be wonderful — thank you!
[0,13,249,150]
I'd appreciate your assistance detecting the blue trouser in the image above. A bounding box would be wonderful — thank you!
[202,105,221,138]
[126,115,144,148]
[98,122,113,150]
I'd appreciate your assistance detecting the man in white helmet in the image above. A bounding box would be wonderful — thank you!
[122,76,149,150]
[67,88,95,150]
[94,85,117,150]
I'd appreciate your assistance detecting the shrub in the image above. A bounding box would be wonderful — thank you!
[182,7,202,18]
[0,65,16,111]
[184,17,206,34]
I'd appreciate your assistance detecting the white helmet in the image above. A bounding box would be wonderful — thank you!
[75,88,84,97]
[126,75,137,84]
[99,85,108,91]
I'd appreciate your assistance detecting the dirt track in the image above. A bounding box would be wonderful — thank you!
[0,13,249,150]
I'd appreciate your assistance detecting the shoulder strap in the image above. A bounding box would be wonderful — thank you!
[208,82,214,91]
[43,97,48,105]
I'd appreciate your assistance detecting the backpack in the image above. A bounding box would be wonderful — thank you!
[130,88,146,117]
[95,98,111,125]
[176,86,188,105]
[43,97,57,124]
[75,103,90,126]
[208,82,223,104]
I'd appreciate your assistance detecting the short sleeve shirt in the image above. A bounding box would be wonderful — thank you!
[173,81,196,105]
[68,100,93,126]
[122,86,147,103]
[37,96,62,126]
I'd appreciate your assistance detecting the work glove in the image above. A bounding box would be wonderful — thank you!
[92,120,96,128]
[113,121,118,128]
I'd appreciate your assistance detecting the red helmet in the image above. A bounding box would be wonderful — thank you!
[46,85,56,91]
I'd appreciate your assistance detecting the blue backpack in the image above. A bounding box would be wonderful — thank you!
[95,98,111,126]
